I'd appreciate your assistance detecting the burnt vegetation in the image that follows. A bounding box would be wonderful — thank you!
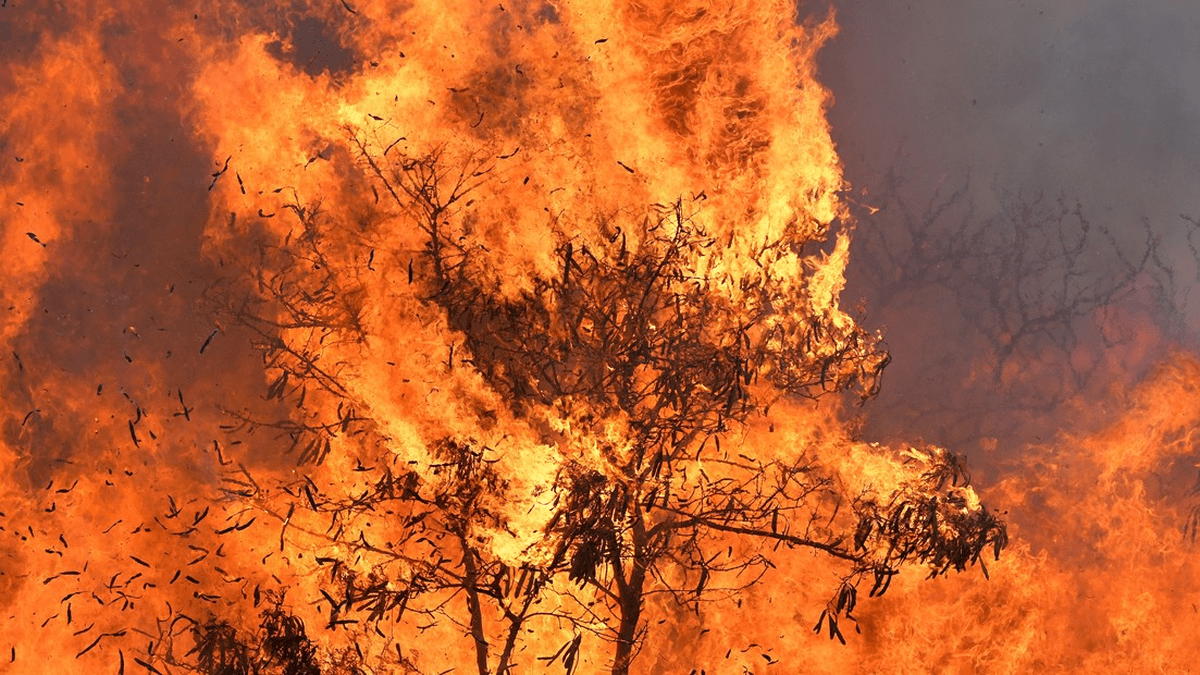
[180,136,1008,675]
[175,595,322,675]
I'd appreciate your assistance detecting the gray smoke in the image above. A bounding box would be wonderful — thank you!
[821,0,1200,476]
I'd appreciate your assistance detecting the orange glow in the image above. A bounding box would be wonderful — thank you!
[0,2,1193,674]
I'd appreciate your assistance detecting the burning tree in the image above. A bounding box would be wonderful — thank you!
[200,136,1006,674]
[0,3,1008,673]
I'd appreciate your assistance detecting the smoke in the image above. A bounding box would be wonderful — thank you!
[815,2,1200,670]
[824,0,1200,224]
[823,0,1200,470]
[2,0,1198,672]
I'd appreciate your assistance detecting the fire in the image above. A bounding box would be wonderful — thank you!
[0,1,1192,674]
[0,28,117,345]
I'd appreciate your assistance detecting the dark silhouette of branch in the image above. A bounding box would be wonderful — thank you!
[200,138,1004,675]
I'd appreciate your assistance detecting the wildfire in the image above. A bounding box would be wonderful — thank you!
[0,1,1191,674]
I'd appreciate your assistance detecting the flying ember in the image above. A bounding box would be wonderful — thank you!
[3,1,1195,674]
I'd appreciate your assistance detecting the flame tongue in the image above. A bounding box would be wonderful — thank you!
[0,2,1114,674]
[183,2,999,672]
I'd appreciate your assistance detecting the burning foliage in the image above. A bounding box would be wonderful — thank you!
[183,596,321,675]
[194,132,1005,673]
[0,1,1033,673]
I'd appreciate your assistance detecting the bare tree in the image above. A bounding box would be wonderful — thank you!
[845,164,1173,455]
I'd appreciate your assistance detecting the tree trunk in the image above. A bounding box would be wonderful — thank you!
[610,583,644,675]
[611,513,648,675]
[459,534,491,675]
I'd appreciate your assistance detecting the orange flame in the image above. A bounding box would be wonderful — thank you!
[1,2,1192,674]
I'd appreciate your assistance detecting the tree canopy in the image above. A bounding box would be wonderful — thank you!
[185,136,1007,674]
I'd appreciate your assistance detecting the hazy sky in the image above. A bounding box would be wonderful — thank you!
[819,0,1200,471]
[824,0,1200,228]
